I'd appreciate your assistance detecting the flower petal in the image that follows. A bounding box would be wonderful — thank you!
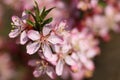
[42,43,52,59]
[56,21,66,32]
[84,60,94,71]
[9,29,20,38]
[12,16,23,26]
[71,52,79,61]
[28,59,39,67]
[62,43,71,54]
[27,30,40,41]
[47,54,58,65]
[33,68,43,78]
[46,66,56,79]
[38,50,45,59]
[86,49,98,58]
[42,25,51,36]
[26,42,40,55]
[79,54,94,70]
[48,33,62,44]
[65,56,76,66]
[53,45,60,53]
[56,59,64,76]
[22,11,28,23]
[78,54,88,64]
[20,31,28,45]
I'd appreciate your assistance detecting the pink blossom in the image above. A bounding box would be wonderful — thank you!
[28,60,56,79]
[9,11,29,45]
[38,50,58,65]
[85,15,109,39]
[54,42,76,76]
[27,25,62,58]
[70,28,99,71]
[105,5,120,32]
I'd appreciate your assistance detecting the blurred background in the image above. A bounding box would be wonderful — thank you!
[0,0,120,80]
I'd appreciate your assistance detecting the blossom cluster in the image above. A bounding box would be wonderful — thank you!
[8,1,100,80]
[4,0,120,41]
[76,0,120,41]
[8,0,120,80]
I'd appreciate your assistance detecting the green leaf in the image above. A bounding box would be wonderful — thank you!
[44,17,53,24]
[25,1,55,31]
[34,1,40,22]
[41,7,55,20]
[34,1,39,12]
[40,7,46,20]
[26,20,35,27]
[41,17,53,27]
[26,10,39,28]
[26,10,36,21]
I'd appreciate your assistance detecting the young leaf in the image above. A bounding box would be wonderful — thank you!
[26,10,36,21]
[41,7,55,20]
[40,7,46,20]
[34,1,40,22]
[34,1,39,13]
[27,20,35,27]
[41,17,53,27]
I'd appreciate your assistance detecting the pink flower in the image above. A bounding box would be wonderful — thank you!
[38,50,58,65]
[54,42,76,76]
[85,15,109,39]
[27,25,62,58]
[9,16,24,38]
[105,5,120,32]
[70,29,99,71]
[20,30,28,45]
[9,11,29,45]
[28,60,56,79]
[54,21,68,35]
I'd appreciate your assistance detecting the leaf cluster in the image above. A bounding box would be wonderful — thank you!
[26,1,54,31]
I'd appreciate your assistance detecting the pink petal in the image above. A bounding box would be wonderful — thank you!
[27,30,40,41]
[56,21,66,31]
[38,50,45,59]
[86,49,98,58]
[79,40,89,51]
[56,59,64,76]
[84,60,94,71]
[62,43,71,54]
[20,31,28,45]
[26,42,40,55]
[28,59,39,67]
[42,43,52,59]
[12,16,23,26]
[46,66,56,79]
[42,25,51,36]
[48,34,62,44]
[79,54,94,70]
[58,21,66,28]
[33,69,43,78]
[71,52,79,61]
[9,29,20,38]
[65,56,76,66]
[79,54,88,63]
[47,54,58,65]
[22,11,28,23]
[54,45,60,53]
